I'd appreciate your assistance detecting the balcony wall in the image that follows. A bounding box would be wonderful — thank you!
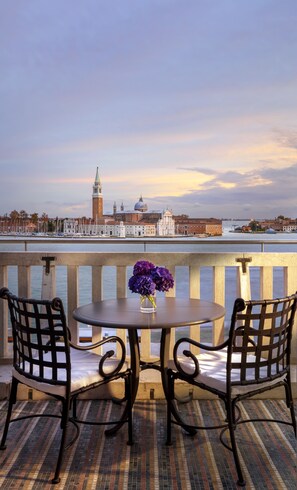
[0,241,296,399]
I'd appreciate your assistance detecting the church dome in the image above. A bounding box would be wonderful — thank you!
[134,195,148,212]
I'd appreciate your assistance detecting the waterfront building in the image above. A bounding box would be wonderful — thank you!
[174,215,222,236]
[63,219,78,235]
[283,220,297,232]
[258,217,297,233]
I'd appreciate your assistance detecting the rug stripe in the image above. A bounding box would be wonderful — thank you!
[197,400,225,489]
[0,400,50,486]
[0,399,295,489]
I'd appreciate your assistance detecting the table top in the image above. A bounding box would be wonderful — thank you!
[73,297,225,330]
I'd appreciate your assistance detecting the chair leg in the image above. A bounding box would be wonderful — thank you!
[166,371,173,446]
[125,373,133,446]
[284,379,296,436]
[0,377,18,450]
[51,399,71,484]
[72,396,78,420]
[223,398,239,425]
[226,399,246,487]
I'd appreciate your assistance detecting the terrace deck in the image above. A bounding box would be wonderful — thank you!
[0,398,295,489]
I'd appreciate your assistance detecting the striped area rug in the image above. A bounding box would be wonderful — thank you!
[0,399,296,489]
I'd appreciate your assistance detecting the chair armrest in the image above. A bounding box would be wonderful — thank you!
[173,337,229,378]
[70,336,126,377]
[174,336,229,354]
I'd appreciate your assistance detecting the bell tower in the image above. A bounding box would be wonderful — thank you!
[92,166,103,221]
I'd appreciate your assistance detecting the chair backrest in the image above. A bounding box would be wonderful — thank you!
[228,293,297,387]
[0,288,71,388]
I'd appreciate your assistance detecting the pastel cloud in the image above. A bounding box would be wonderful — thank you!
[152,163,297,218]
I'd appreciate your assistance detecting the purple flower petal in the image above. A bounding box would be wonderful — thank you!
[133,260,155,276]
[128,274,156,296]
[151,266,174,292]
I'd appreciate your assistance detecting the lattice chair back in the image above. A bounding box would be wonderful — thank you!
[3,288,71,391]
[228,294,297,390]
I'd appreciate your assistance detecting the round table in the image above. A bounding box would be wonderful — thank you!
[73,297,225,433]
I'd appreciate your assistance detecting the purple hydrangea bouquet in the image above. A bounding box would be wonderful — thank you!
[128,260,174,312]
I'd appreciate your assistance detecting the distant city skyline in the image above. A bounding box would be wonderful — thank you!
[0,1,296,219]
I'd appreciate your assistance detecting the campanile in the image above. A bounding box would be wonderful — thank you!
[92,166,103,221]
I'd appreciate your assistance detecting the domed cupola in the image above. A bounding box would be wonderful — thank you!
[134,195,148,212]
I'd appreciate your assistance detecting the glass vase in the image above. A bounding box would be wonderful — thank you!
[140,295,157,313]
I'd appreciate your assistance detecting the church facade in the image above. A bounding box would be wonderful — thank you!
[63,166,222,237]
[64,167,175,237]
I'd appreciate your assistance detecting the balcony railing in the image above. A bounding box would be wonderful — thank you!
[0,238,296,397]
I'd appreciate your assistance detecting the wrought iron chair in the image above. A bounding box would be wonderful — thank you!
[0,288,133,484]
[166,293,297,487]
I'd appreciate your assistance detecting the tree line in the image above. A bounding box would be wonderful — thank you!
[0,210,64,233]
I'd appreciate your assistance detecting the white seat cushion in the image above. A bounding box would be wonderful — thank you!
[169,349,286,396]
[13,347,128,397]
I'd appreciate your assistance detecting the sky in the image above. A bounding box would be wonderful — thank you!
[0,0,296,220]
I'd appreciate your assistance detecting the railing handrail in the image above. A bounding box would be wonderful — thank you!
[0,236,297,253]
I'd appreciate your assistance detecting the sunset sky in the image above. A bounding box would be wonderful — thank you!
[1,0,296,219]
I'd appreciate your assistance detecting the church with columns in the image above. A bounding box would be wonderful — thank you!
[64,166,176,237]
[64,166,222,237]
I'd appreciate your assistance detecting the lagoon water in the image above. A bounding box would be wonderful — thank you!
[1,221,297,338]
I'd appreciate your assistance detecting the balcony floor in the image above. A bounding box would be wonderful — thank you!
[0,398,296,489]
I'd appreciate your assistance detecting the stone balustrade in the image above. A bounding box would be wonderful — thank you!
[0,240,296,398]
